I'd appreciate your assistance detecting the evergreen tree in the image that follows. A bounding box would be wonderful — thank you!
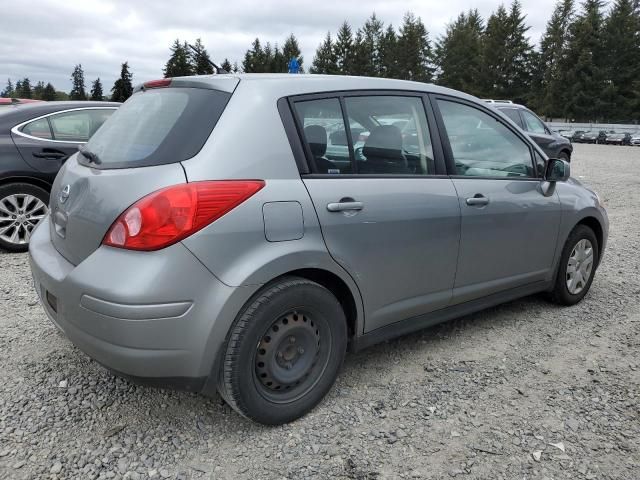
[90,78,104,100]
[263,42,275,72]
[563,0,607,121]
[396,12,434,82]
[69,64,87,100]
[14,80,22,98]
[534,0,575,117]
[111,62,133,102]
[19,78,32,98]
[191,38,215,75]
[506,1,535,103]
[220,58,233,73]
[282,34,304,72]
[232,62,239,73]
[334,21,354,75]
[33,81,45,99]
[435,10,485,96]
[2,79,14,98]
[164,39,194,77]
[311,32,339,74]
[379,25,398,78]
[42,83,56,101]
[242,38,266,72]
[271,44,286,72]
[602,0,640,121]
[357,13,385,76]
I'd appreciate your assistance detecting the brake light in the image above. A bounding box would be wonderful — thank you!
[103,180,265,251]
[144,79,172,89]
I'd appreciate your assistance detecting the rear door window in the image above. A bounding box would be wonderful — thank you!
[83,88,231,169]
[20,118,53,139]
[49,109,114,142]
[498,108,523,128]
[521,110,547,134]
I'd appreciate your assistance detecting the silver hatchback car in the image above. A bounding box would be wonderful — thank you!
[29,74,608,424]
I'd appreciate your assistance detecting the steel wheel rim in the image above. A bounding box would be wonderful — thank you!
[566,238,594,295]
[254,310,331,404]
[0,194,48,245]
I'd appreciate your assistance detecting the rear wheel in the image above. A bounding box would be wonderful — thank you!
[550,225,599,305]
[0,183,49,253]
[218,277,347,425]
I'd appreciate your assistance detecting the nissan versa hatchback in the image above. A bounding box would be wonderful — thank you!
[29,75,608,425]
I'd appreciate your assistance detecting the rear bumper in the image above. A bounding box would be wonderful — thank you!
[29,216,258,393]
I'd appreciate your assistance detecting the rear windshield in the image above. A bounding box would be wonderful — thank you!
[82,87,231,169]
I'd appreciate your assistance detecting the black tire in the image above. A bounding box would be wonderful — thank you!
[218,276,347,425]
[550,225,599,306]
[0,183,49,253]
[558,151,571,162]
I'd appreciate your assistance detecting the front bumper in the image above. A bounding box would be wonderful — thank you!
[29,216,258,393]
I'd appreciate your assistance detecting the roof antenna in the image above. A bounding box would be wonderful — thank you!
[187,43,228,75]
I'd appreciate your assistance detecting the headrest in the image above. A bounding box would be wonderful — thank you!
[304,125,327,157]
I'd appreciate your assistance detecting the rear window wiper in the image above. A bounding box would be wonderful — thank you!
[79,146,102,165]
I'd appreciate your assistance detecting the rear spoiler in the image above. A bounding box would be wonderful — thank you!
[133,76,239,94]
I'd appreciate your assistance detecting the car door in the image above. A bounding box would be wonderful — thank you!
[11,108,115,175]
[433,96,562,304]
[520,109,556,156]
[292,93,461,333]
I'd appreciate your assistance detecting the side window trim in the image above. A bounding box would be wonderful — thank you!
[338,97,358,174]
[430,94,537,180]
[11,107,118,144]
[288,89,447,177]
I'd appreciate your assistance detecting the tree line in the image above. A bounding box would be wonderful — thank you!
[2,0,638,122]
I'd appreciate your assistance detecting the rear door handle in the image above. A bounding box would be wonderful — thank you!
[465,195,490,206]
[33,149,67,160]
[327,200,364,212]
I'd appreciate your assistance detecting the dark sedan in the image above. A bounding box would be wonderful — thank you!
[0,101,119,251]
[605,132,632,145]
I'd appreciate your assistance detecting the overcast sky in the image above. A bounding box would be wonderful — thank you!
[1,0,565,93]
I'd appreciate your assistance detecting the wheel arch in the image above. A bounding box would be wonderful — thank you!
[0,175,53,193]
[575,216,604,266]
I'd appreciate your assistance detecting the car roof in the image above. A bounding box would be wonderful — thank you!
[0,101,120,131]
[135,73,481,103]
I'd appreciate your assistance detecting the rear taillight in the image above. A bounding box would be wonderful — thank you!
[103,180,265,251]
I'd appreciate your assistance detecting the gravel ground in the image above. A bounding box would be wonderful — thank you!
[0,143,639,480]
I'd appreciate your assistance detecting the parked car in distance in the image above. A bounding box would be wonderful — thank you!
[580,130,608,144]
[486,102,573,161]
[570,130,586,142]
[605,132,632,145]
[0,98,44,107]
[29,75,608,425]
[631,133,640,146]
[0,101,119,252]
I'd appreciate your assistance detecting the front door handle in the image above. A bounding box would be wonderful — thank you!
[465,194,490,206]
[327,199,364,212]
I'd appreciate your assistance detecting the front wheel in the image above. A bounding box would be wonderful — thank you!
[550,225,599,305]
[0,183,49,253]
[218,277,347,425]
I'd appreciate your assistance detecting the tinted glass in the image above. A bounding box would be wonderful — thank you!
[498,108,523,128]
[521,110,547,134]
[21,118,52,139]
[49,109,114,142]
[294,98,352,173]
[84,88,231,169]
[438,100,534,178]
[344,96,434,175]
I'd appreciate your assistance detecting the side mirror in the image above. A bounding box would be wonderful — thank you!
[545,158,570,182]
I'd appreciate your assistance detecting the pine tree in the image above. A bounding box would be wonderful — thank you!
[481,5,512,97]
[434,10,485,96]
[564,0,607,121]
[14,80,22,98]
[111,62,133,102]
[69,64,87,100]
[334,21,354,75]
[263,42,274,72]
[90,78,104,100]
[396,12,434,82]
[232,62,239,73]
[379,25,398,78]
[534,0,575,117]
[19,78,32,99]
[42,83,56,101]
[357,13,385,76]
[271,44,286,72]
[506,1,535,103]
[33,81,45,99]
[191,38,214,75]
[242,38,265,72]
[282,34,304,72]
[311,32,339,74]
[2,79,14,98]
[220,58,233,73]
[602,0,640,121]
[164,40,194,77]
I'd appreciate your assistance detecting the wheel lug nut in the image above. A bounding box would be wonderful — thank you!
[298,347,304,355]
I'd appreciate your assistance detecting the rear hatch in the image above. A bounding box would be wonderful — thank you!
[48,78,237,265]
